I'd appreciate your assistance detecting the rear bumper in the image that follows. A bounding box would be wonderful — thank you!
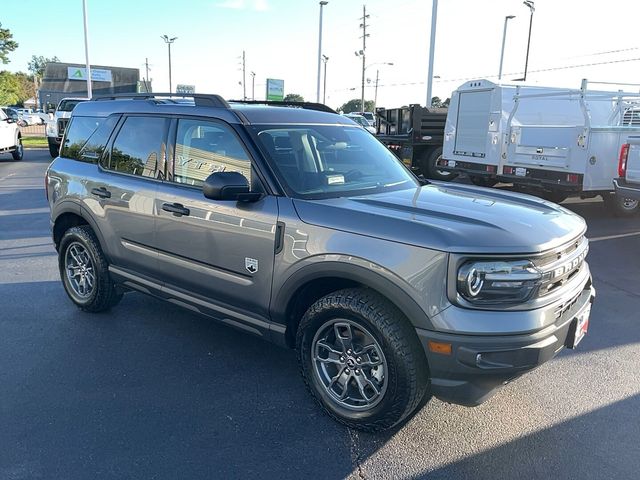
[613,178,640,201]
[437,158,497,176]
[416,281,595,407]
[498,167,583,191]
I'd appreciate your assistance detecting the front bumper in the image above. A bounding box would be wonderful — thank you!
[416,280,595,407]
[613,178,640,201]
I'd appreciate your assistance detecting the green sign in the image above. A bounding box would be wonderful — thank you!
[266,78,284,101]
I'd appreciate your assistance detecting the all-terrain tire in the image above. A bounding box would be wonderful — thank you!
[58,225,123,312]
[296,288,430,432]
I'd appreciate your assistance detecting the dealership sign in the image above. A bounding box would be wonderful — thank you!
[266,78,284,101]
[67,67,113,82]
[176,84,196,94]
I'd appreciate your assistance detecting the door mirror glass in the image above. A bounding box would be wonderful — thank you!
[203,171,260,201]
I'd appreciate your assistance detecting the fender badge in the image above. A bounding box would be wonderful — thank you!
[245,257,258,274]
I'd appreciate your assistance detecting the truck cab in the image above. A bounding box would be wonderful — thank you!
[46,97,88,158]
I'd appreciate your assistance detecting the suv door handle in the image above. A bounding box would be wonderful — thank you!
[162,202,190,217]
[90,187,111,199]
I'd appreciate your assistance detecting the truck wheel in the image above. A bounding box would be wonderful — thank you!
[541,190,568,204]
[48,143,59,158]
[58,225,123,312]
[421,147,458,181]
[11,137,23,161]
[603,193,640,217]
[469,175,498,188]
[297,288,429,432]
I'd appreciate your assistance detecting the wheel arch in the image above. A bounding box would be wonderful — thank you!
[52,205,109,259]
[272,261,432,348]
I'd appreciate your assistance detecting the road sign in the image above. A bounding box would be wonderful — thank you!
[176,84,196,94]
[266,79,284,101]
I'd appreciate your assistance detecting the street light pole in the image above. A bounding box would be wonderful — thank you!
[374,69,380,111]
[426,0,438,107]
[322,55,329,104]
[498,15,515,81]
[523,0,535,81]
[359,5,370,112]
[316,1,328,103]
[250,71,256,100]
[161,35,177,93]
[82,0,92,99]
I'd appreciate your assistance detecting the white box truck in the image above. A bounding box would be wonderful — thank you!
[441,79,640,215]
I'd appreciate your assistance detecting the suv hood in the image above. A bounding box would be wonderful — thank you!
[292,183,586,254]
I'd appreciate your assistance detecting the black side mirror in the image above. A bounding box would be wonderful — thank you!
[4,117,14,123]
[202,172,262,202]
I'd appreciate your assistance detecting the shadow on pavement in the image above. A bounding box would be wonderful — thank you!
[412,393,640,480]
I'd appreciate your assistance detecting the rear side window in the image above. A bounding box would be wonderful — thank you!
[107,116,168,178]
[61,116,118,163]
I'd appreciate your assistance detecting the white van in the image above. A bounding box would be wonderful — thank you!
[441,79,640,214]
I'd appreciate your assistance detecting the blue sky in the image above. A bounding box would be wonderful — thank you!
[3,0,640,108]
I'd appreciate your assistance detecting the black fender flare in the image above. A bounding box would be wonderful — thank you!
[271,260,434,332]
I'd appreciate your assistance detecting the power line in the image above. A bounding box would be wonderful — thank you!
[329,55,640,92]
[562,46,639,60]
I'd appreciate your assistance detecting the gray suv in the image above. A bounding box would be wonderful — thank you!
[46,93,595,432]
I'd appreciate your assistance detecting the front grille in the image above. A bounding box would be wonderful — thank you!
[535,236,589,297]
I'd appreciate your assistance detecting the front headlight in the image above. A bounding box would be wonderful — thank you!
[457,259,542,305]
[46,121,57,137]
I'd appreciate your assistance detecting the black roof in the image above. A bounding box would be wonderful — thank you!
[72,94,353,126]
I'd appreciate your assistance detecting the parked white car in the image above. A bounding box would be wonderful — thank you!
[15,108,44,125]
[0,108,24,160]
[343,113,376,134]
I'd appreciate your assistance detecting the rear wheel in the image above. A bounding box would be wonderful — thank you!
[603,193,640,217]
[11,137,23,161]
[469,175,498,188]
[58,225,123,312]
[297,288,429,432]
[420,147,458,181]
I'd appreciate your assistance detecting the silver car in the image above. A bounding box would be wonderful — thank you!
[46,94,595,431]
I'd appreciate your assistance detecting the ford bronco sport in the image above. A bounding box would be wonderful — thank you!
[46,93,595,432]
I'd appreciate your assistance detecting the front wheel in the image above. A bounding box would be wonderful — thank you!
[603,193,640,217]
[58,225,123,312]
[297,288,429,432]
[48,138,59,158]
[11,137,23,161]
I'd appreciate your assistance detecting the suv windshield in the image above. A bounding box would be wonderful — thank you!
[346,115,369,128]
[57,100,84,112]
[253,124,418,199]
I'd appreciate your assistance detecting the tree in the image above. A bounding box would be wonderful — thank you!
[0,23,18,64]
[28,55,60,78]
[430,96,450,108]
[283,93,305,102]
[337,98,375,114]
[0,71,22,105]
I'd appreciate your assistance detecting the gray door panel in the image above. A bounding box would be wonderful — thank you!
[154,183,278,319]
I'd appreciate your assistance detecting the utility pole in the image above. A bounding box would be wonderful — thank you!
[242,50,246,100]
[316,1,328,102]
[359,5,369,112]
[144,57,151,92]
[426,0,437,107]
[82,0,92,99]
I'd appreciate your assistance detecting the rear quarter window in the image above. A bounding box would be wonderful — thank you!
[61,116,119,163]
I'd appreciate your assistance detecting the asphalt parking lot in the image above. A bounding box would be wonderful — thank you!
[1,150,639,480]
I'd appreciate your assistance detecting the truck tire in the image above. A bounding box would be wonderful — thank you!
[603,193,640,217]
[11,137,23,161]
[58,225,123,312]
[48,144,59,158]
[469,175,498,188]
[541,190,568,204]
[420,147,458,181]
[297,288,429,432]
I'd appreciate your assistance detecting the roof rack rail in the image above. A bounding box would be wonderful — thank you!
[91,92,229,109]
[228,100,336,114]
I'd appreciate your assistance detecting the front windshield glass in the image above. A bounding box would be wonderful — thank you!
[252,124,418,199]
[347,116,369,127]
[58,100,84,112]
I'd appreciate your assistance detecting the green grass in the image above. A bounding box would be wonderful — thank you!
[22,136,48,148]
